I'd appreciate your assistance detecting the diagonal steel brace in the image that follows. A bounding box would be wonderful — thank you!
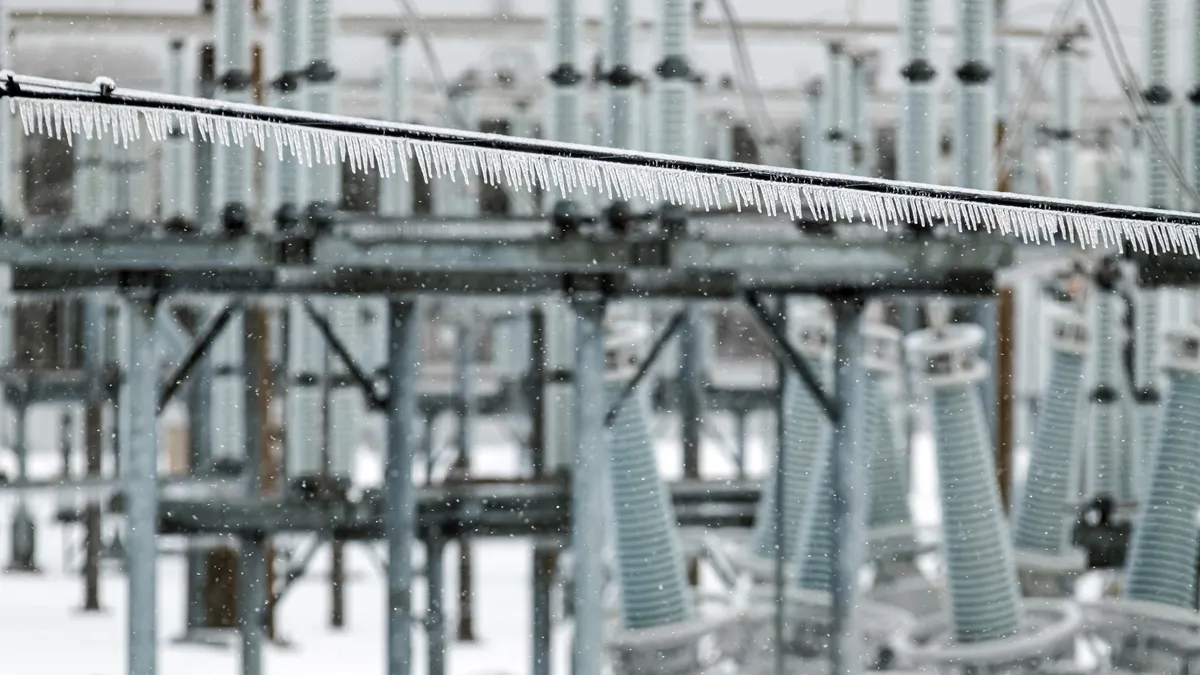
[743,291,838,424]
[302,300,387,410]
[157,300,243,413]
[604,310,687,426]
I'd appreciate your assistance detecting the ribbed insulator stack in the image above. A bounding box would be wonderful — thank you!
[750,304,832,562]
[805,81,825,172]
[605,0,635,151]
[161,38,193,225]
[1050,36,1078,200]
[273,0,306,216]
[605,325,692,630]
[307,0,339,207]
[1145,0,1173,210]
[848,56,868,176]
[1133,286,1161,502]
[955,0,995,190]
[657,0,691,159]
[379,32,411,216]
[825,43,851,176]
[1087,289,1126,502]
[1123,327,1200,609]
[285,298,324,486]
[327,299,361,486]
[73,135,102,227]
[210,310,246,469]
[213,0,251,224]
[863,324,911,536]
[906,324,1022,643]
[899,0,937,185]
[1013,306,1089,558]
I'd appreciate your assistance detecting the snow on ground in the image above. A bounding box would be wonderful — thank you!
[0,406,995,675]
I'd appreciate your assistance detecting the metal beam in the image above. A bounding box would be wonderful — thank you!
[604,310,686,426]
[384,299,419,675]
[302,300,385,409]
[157,300,241,412]
[122,291,159,675]
[743,292,838,422]
[0,232,1010,297]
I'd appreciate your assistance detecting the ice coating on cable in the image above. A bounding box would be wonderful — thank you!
[11,92,1200,256]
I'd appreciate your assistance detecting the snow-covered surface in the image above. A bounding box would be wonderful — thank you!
[0,406,976,675]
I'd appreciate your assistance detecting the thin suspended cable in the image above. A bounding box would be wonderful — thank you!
[993,0,1080,185]
[712,0,789,166]
[390,0,467,129]
[1084,0,1200,208]
[8,72,1200,254]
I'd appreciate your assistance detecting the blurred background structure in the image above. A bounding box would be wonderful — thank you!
[2,1,1200,675]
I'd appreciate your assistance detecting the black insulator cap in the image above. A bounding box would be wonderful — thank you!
[660,204,688,236]
[304,59,338,84]
[1143,84,1172,105]
[304,201,336,234]
[547,64,583,87]
[551,199,583,234]
[163,215,195,236]
[275,202,301,231]
[1094,256,1122,290]
[655,55,691,80]
[605,64,638,88]
[220,202,250,236]
[900,59,937,83]
[606,200,635,234]
[955,60,993,84]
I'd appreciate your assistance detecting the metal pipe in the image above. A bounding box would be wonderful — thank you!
[123,293,159,675]
[570,294,606,675]
[384,299,419,675]
[827,297,866,675]
[426,532,447,675]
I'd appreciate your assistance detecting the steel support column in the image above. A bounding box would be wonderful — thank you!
[123,291,159,675]
[385,299,419,675]
[570,294,606,675]
[454,323,476,641]
[532,545,556,675]
[828,296,866,675]
[679,307,704,479]
[426,531,447,675]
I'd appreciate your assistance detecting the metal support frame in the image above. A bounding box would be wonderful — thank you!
[123,290,159,675]
[744,292,837,422]
[303,300,384,409]
[827,296,866,675]
[426,530,447,675]
[604,310,685,425]
[569,293,606,675]
[385,299,419,675]
[158,300,241,412]
[679,306,705,479]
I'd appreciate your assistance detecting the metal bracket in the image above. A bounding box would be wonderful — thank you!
[302,300,387,410]
[604,310,687,426]
[743,291,838,424]
[157,300,243,413]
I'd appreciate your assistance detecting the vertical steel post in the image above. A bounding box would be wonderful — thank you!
[454,322,476,641]
[385,299,419,675]
[427,531,447,675]
[82,296,105,611]
[123,292,159,675]
[828,296,866,675]
[239,316,267,675]
[531,547,556,675]
[570,294,607,675]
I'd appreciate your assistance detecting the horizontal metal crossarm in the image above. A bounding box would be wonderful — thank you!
[0,231,1010,296]
[3,72,1200,255]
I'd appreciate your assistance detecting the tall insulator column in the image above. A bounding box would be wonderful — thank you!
[1012,305,1089,593]
[899,0,936,185]
[748,304,831,569]
[326,299,362,491]
[379,32,412,217]
[213,0,252,230]
[285,297,325,494]
[306,0,339,217]
[824,43,851,176]
[161,38,194,229]
[1124,327,1200,609]
[862,324,915,557]
[906,324,1022,643]
[546,0,582,208]
[1049,34,1079,200]
[1145,0,1174,211]
[1086,281,1129,503]
[605,325,692,631]
[955,0,995,190]
[805,80,826,172]
[272,0,306,225]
